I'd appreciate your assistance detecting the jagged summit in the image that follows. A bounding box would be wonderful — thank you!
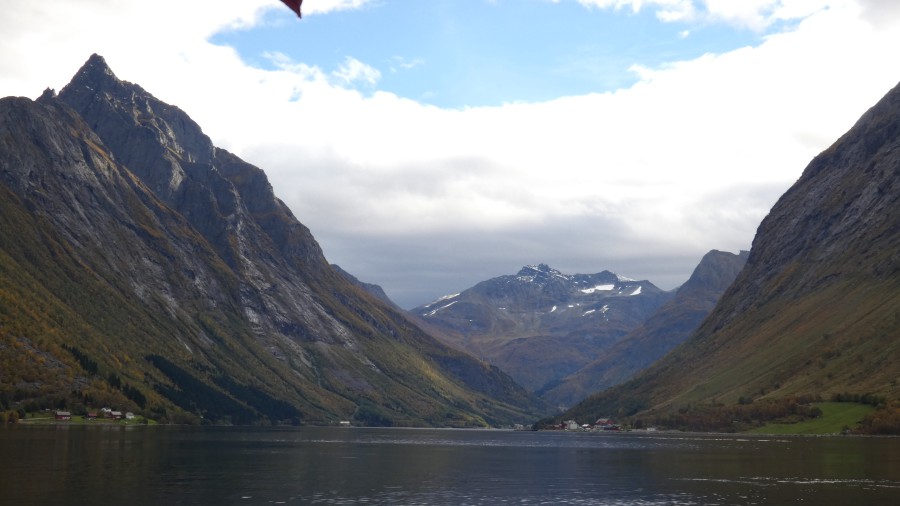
[513,264,627,286]
[64,54,154,110]
[515,264,568,283]
[60,54,215,194]
[518,263,555,275]
[74,53,118,82]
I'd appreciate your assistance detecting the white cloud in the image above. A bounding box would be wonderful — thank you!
[390,56,425,73]
[858,0,900,29]
[332,56,382,86]
[2,0,899,306]
[574,0,837,30]
[302,0,377,16]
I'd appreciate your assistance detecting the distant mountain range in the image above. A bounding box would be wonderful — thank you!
[541,249,749,406]
[0,54,547,426]
[412,264,673,398]
[556,80,900,425]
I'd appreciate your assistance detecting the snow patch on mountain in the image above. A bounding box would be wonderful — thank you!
[425,300,458,316]
[424,293,460,308]
[581,284,615,294]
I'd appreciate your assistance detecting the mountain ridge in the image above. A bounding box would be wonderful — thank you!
[412,263,673,400]
[0,54,547,426]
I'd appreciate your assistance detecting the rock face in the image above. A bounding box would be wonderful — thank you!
[558,81,900,421]
[0,54,546,426]
[412,264,673,396]
[542,250,748,407]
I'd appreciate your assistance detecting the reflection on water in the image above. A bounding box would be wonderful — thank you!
[1,426,898,505]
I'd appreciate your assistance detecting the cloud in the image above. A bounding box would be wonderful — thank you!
[332,56,382,86]
[2,0,899,308]
[574,0,834,30]
[858,0,900,29]
[303,0,377,16]
[390,56,425,73]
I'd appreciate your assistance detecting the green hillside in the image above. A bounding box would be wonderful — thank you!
[544,80,900,433]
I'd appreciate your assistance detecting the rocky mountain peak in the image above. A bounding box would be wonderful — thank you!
[516,263,565,283]
[519,263,554,275]
[59,54,215,201]
[39,87,56,101]
[71,53,119,88]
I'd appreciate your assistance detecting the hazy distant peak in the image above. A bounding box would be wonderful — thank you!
[516,263,567,281]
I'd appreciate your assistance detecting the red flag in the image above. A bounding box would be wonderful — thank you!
[280,0,303,18]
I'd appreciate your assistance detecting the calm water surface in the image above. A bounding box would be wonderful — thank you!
[1,425,898,505]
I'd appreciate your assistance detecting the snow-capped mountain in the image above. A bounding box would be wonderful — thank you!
[412,264,673,398]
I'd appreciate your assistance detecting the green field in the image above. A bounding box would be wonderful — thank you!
[747,402,874,435]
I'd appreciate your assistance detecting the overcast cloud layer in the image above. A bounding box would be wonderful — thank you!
[2,0,899,308]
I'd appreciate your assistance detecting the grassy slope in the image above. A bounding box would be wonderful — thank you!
[0,185,349,422]
[657,275,900,408]
[559,274,900,426]
[748,403,875,435]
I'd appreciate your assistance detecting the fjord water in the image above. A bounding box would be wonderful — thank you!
[1,426,898,505]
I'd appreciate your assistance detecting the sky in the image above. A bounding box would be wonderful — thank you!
[2,0,899,309]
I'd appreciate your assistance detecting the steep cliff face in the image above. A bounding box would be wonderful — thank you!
[0,55,546,426]
[542,250,748,407]
[413,264,673,394]
[558,81,900,421]
[58,54,341,356]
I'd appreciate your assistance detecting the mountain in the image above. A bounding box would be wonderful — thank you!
[412,263,673,396]
[556,80,900,424]
[333,265,396,308]
[0,54,546,426]
[542,250,748,406]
